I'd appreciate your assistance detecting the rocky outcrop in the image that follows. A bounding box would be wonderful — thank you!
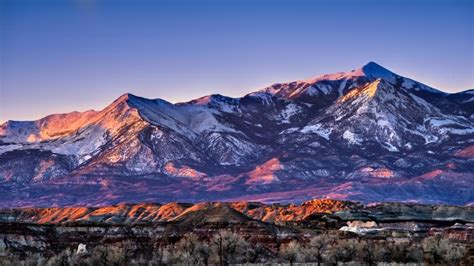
[0,200,471,226]
[1,200,473,254]
[333,202,474,223]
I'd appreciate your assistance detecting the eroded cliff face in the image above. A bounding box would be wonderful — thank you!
[0,199,359,225]
[0,199,472,255]
[1,199,472,226]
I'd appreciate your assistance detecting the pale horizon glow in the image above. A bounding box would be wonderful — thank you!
[1,0,473,123]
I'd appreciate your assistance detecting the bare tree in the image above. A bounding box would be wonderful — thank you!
[386,239,423,263]
[305,234,333,265]
[279,240,304,266]
[89,245,124,266]
[174,234,200,265]
[46,248,72,266]
[107,246,126,265]
[329,238,358,263]
[355,239,390,265]
[196,240,211,266]
[210,230,247,266]
[422,235,467,264]
[242,242,264,264]
[150,242,168,265]
[443,241,467,264]
[173,233,210,265]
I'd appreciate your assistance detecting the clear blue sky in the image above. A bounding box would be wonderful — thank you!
[1,0,473,122]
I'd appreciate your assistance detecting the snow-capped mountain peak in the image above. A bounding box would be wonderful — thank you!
[184,94,241,113]
[259,62,443,101]
[338,78,385,103]
[302,61,394,84]
[359,61,397,82]
[0,64,472,206]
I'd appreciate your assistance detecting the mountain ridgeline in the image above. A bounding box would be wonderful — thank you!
[0,62,473,207]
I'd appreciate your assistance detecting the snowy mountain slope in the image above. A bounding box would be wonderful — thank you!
[445,89,474,117]
[295,79,472,152]
[0,62,472,206]
[261,62,443,101]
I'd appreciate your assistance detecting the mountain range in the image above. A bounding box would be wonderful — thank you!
[1,62,473,207]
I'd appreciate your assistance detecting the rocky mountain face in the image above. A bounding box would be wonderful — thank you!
[0,62,473,207]
[0,199,358,225]
[2,199,471,226]
[1,200,472,256]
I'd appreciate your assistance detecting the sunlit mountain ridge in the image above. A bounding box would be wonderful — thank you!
[0,62,472,206]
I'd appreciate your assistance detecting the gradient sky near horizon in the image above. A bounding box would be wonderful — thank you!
[1,0,473,122]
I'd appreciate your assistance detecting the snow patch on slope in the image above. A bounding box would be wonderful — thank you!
[343,130,362,145]
[300,124,332,140]
[279,103,302,123]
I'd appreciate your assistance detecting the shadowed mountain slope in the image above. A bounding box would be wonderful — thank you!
[1,62,473,206]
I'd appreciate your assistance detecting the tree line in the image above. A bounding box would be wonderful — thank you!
[0,230,470,265]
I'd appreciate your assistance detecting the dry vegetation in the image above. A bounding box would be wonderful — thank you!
[1,230,471,265]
